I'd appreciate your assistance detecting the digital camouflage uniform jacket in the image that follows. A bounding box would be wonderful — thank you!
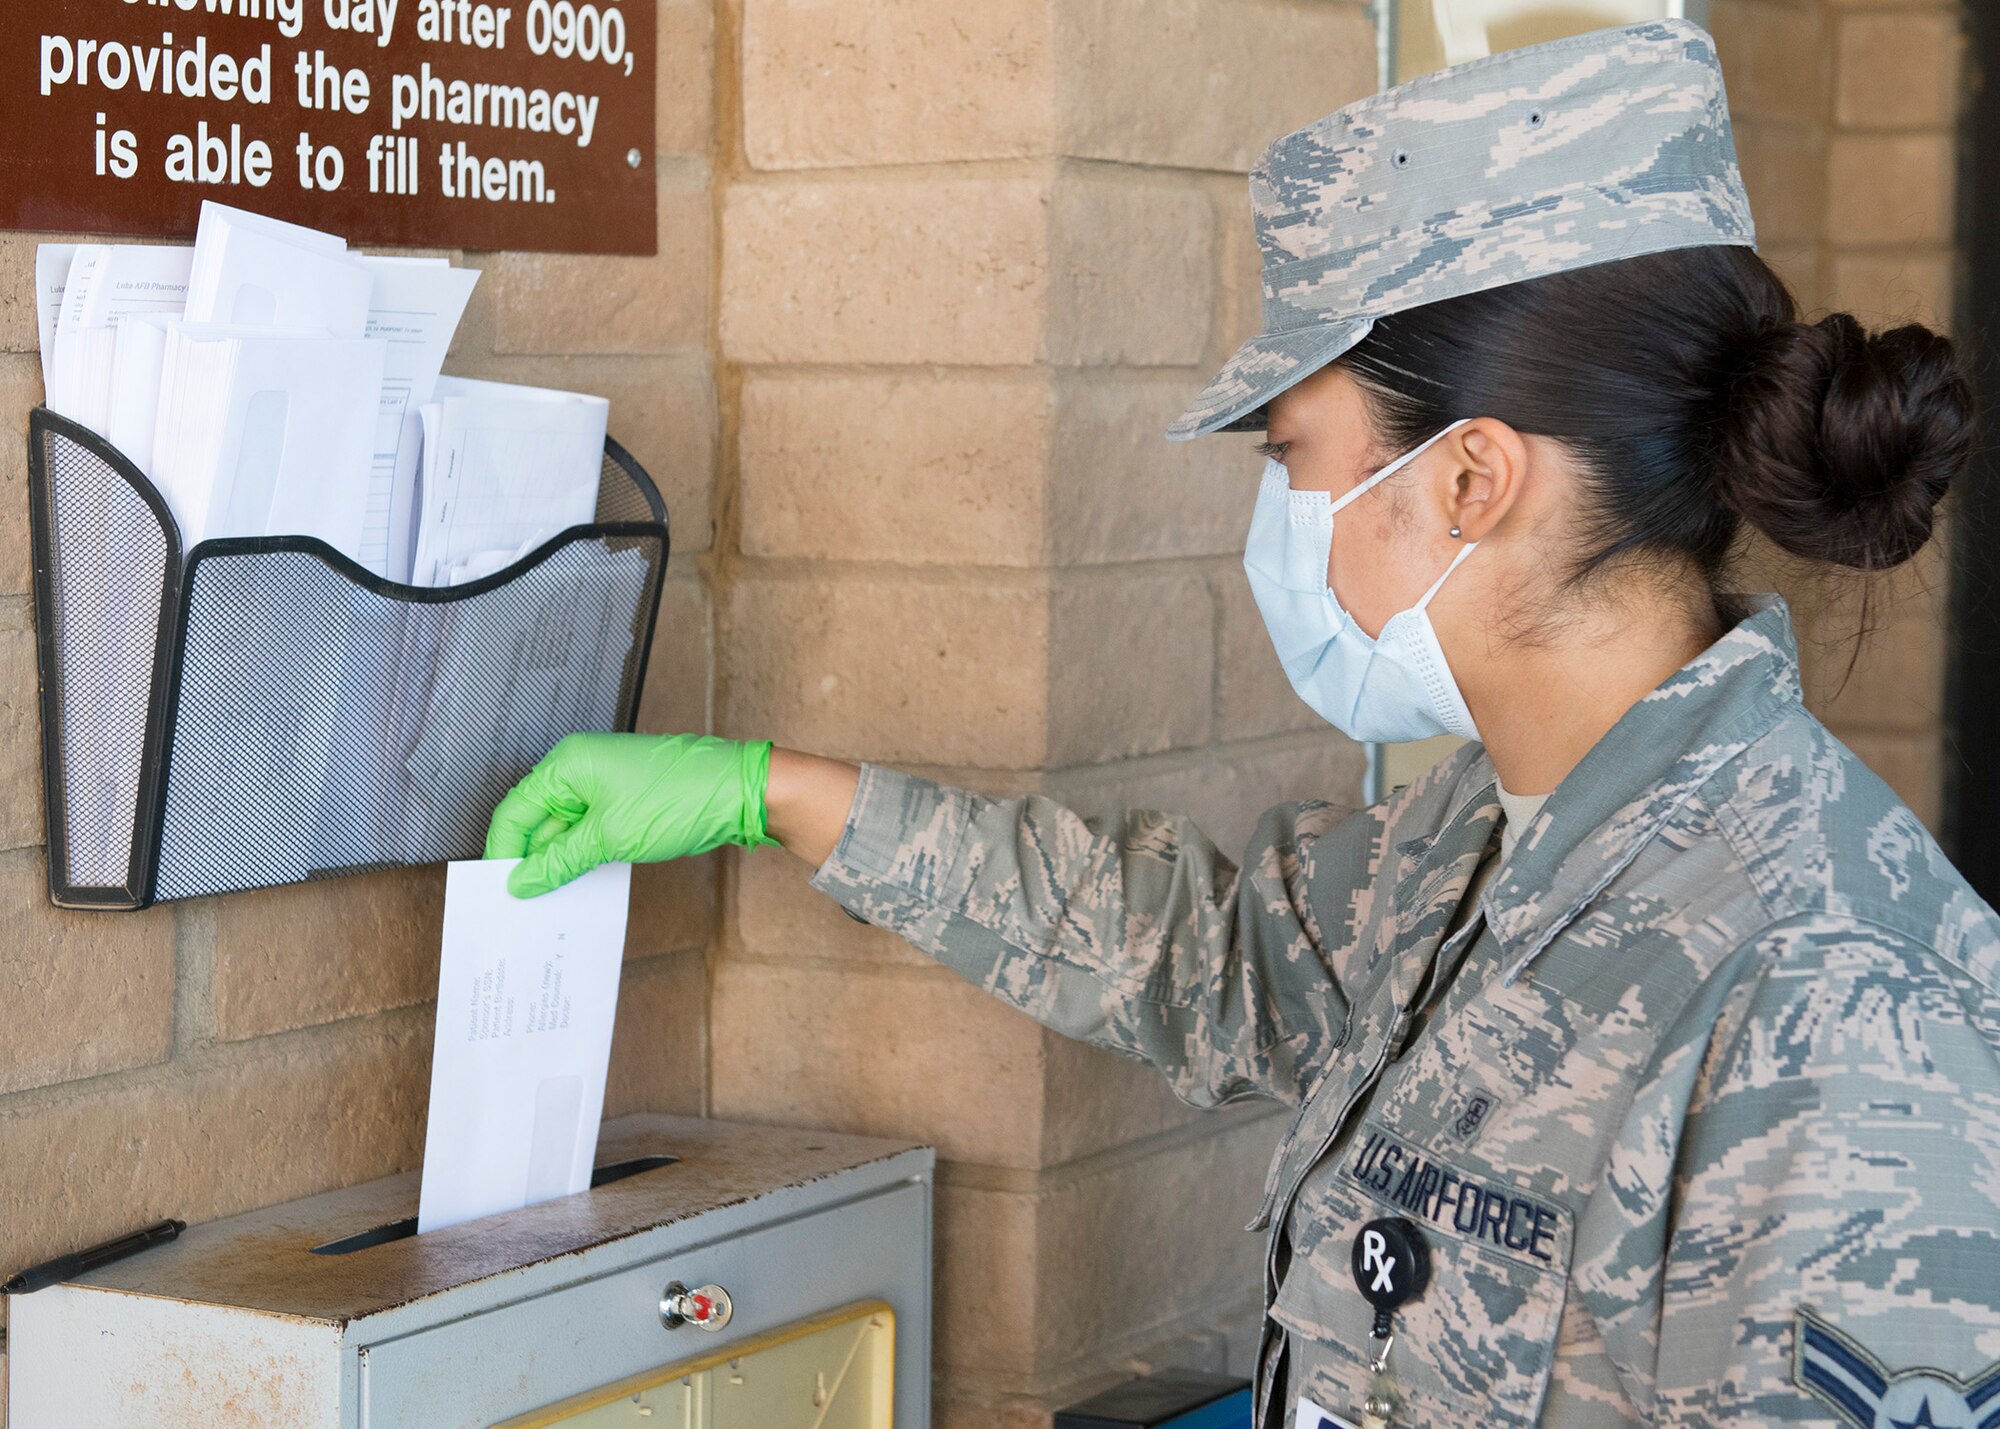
[809,596,2000,1428]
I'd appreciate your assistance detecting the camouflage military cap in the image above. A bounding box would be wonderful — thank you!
[1166,18,1757,441]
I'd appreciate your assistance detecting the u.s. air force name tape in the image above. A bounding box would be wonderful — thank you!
[1344,1125,1564,1268]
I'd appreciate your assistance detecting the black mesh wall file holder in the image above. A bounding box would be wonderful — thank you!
[26,407,670,910]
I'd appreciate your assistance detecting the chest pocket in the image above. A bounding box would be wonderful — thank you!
[1271,1122,1571,1427]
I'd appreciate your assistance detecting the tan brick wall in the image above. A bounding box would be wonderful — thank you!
[0,0,1368,1417]
[0,4,1971,1424]
[714,1,1375,1416]
[0,7,719,1420]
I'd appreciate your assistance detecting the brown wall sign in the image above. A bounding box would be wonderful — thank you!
[0,0,657,254]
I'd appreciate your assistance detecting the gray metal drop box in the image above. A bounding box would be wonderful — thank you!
[7,1115,933,1428]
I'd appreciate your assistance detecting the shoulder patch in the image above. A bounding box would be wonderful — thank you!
[1794,1307,2000,1429]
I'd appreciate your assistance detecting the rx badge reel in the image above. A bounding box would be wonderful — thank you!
[1350,1217,1431,1429]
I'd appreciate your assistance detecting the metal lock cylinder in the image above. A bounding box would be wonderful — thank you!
[659,1280,734,1332]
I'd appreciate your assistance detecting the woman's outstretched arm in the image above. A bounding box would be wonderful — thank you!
[799,760,1360,1110]
[490,734,1362,1108]
[763,746,863,868]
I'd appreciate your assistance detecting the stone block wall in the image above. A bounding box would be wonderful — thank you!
[713,3,1376,1417]
[0,9,722,1421]
[0,2,1973,1424]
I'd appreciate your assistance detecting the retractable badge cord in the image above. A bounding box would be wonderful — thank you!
[1350,1216,1431,1429]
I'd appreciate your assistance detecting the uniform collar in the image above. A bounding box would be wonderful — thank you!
[1387,779,1502,972]
[1467,593,1804,983]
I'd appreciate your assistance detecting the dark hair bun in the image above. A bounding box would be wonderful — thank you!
[1714,311,1974,571]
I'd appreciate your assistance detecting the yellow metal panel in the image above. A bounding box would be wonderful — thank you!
[492,1301,896,1429]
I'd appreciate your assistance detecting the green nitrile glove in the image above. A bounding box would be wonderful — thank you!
[485,733,780,898]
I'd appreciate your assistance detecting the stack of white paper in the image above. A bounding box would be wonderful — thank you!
[357,257,479,577]
[418,858,632,1235]
[34,245,76,398]
[406,376,610,587]
[44,244,195,437]
[139,206,387,556]
[32,204,619,588]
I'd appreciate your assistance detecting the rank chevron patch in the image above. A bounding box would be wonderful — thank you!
[1794,1307,2000,1429]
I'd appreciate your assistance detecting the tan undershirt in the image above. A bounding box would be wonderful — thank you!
[1497,782,1549,864]
[1449,781,1548,937]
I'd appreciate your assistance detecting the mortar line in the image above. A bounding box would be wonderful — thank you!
[0,1001,436,1122]
[169,897,217,1058]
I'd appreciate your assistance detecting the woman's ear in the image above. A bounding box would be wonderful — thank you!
[1443,418,1530,540]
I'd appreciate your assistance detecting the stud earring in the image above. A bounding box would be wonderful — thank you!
[1449,526,1462,539]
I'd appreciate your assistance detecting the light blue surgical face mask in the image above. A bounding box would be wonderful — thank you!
[1241,418,1481,744]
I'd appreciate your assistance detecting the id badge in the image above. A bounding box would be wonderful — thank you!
[1296,1396,1360,1429]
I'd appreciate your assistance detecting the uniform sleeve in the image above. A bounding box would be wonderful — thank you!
[1594,916,2000,1425]
[807,762,1361,1109]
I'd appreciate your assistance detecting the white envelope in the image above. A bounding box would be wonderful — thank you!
[148,321,298,534]
[46,325,110,431]
[191,200,347,256]
[185,201,346,319]
[187,205,371,339]
[417,859,632,1235]
[205,335,390,555]
[152,326,387,557]
[107,315,173,476]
